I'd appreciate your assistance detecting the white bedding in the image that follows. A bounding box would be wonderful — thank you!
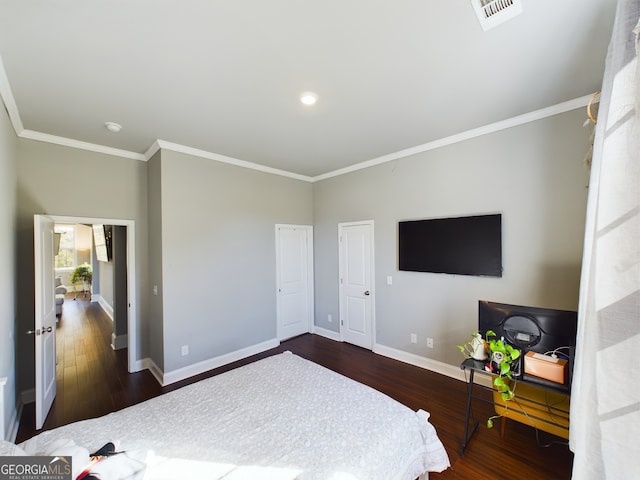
[19,351,450,479]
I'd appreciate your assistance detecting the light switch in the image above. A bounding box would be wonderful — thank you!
[386,275,393,285]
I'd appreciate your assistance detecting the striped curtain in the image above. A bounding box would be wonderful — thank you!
[570,0,640,478]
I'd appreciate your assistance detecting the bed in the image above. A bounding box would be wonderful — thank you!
[9,351,450,479]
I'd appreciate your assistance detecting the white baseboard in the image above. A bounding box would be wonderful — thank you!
[373,343,492,387]
[313,326,341,341]
[158,338,280,386]
[130,358,148,373]
[309,332,487,387]
[96,295,114,320]
[145,358,164,386]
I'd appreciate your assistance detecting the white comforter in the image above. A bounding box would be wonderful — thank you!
[20,352,450,479]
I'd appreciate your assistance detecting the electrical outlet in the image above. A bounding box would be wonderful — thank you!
[328,314,333,323]
[181,345,189,356]
[427,338,434,348]
[410,333,417,344]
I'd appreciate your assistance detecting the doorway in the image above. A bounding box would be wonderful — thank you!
[338,220,375,349]
[42,215,137,370]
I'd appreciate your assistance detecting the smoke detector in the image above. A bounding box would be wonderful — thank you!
[105,122,122,133]
[471,0,523,31]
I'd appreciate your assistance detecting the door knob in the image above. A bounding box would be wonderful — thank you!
[364,290,370,296]
[26,327,52,335]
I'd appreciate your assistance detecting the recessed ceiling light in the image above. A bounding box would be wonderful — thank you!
[300,92,318,106]
[105,122,122,133]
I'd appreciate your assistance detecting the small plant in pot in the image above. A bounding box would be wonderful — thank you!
[70,262,93,297]
[457,330,521,428]
[70,262,92,285]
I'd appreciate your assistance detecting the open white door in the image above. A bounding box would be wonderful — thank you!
[33,214,57,429]
[339,221,374,349]
[276,225,313,340]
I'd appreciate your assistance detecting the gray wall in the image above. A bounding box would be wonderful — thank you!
[113,226,128,338]
[94,225,128,341]
[16,139,149,393]
[313,109,590,366]
[97,256,114,307]
[147,151,164,370]
[155,150,313,373]
[0,97,17,439]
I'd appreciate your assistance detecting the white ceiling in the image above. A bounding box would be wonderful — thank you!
[0,0,617,179]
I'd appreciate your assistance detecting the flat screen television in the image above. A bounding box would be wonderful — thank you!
[398,214,502,277]
[478,300,578,385]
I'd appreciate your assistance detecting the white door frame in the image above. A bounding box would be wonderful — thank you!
[275,224,314,340]
[338,220,375,349]
[48,215,139,372]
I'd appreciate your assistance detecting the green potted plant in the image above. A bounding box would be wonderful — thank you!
[457,330,521,428]
[70,262,93,291]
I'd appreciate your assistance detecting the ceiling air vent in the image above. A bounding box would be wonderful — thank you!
[471,0,523,31]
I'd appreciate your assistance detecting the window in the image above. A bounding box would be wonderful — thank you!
[54,225,76,268]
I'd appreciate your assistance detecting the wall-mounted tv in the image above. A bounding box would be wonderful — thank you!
[92,224,113,262]
[398,214,502,277]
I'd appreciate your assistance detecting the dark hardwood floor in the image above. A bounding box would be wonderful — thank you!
[17,298,573,479]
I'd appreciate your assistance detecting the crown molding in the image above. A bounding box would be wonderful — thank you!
[312,94,594,182]
[18,130,146,161]
[0,55,24,134]
[9,94,592,182]
[151,139,314,182]
[144,140,162,160]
